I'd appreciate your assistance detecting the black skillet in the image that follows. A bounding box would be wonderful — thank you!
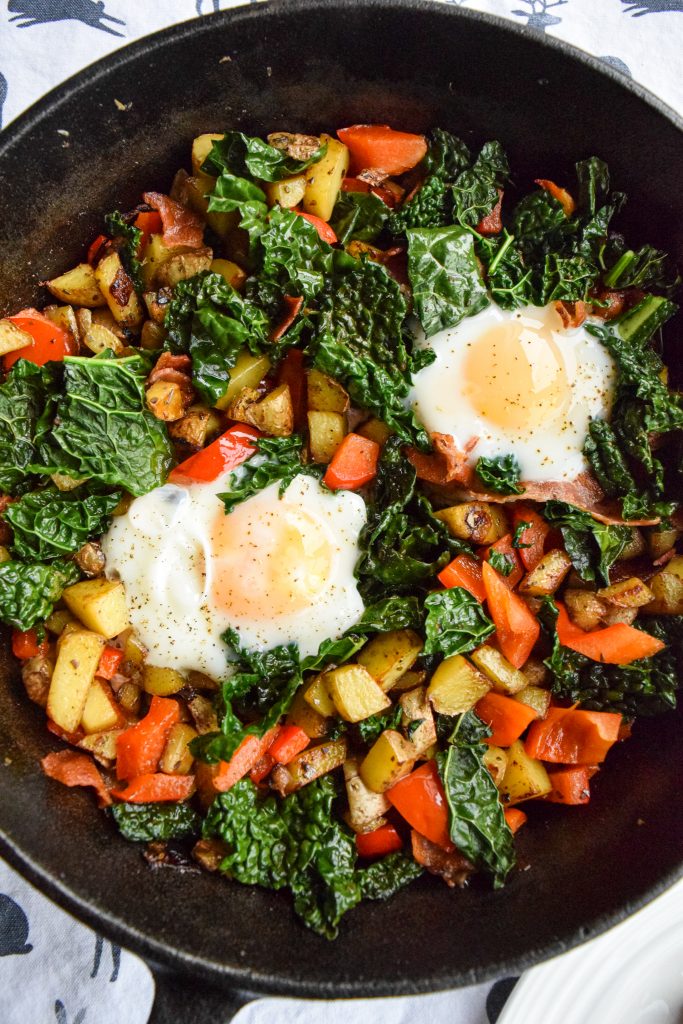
[1,1,682,1020]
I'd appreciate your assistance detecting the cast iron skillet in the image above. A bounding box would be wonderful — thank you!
[1,1,682,1019]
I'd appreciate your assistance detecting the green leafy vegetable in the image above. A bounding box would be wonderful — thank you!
[203,130,326,182]
[219,436,322,514]
[0,560,79,630]
[489,550,514,577]
[423,588,495,657]
[475,454,523,495]
[0,361,61,494]
[357,705,402,744]
[452,140,508,229]
[330,191,389,244]
[6,487,120,561]
[387,176,451,232]
[260,205,335,301]
[359,851,423,899]
[111,802,201,842]
[421,129,472,180]
[543,501,630,586]
[104,211,143,293]
[406,225,488,337]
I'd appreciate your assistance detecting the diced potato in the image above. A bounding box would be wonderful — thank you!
[0,319,33,356]
[665,555,683,579]
[602,605,638,626]
[399,686,437,755]
[46,262,107,307]
[271,737,347,795]
[43,304,80,348]
[470,646,527,695]
[344,757,390,833]
[522,657,548,687]
[146,380,189,422]
[482,745,508,787]
[210,258,247,290]
[620,529,647,561]
[564,588,606,631]
[214,349,271,411]
[286,689,328,739]
[356,417,392,447]
[183,175,237,239]
[75,309,123,356]
[47,629,105,733]
[94,251,144,329]
[306,368,350,414]
[303,134,349,221]
[597,576,654,608]
[646,527,679,560]
[389,668,428,692]
[359,729,417,793]
[565,569,594,592]
[427,653,491,715]
[326,664,391,722]
[518,549,572,596]
[303,672,336,717]
[140,321,166,350]
[514,685,551,718]
[357,630,424,692]
[78,729,122,764]
[123,632,146,666]
[265,174,307,209]
[142,664,186,696]
[141,233,176,288]
[228,383,293,437]
[155,247,213,288]
[45,609,76,636]
[160,723,197,775]
[308,410,346,463]
[499,739,552,805]
[434,503,508,545]
[62,578,129,639]
[192,132,223,185]
[81,679,124,734]
[168,404,221,448]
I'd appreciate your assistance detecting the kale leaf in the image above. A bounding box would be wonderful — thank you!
[203,776,361,938]
[452,140,508,229]
[5,487,120,561]
[359,851,423,899]
[111,802,201,842]
[406,225,489,337]
[0,361,59,494]
[543,501,630,586]
[203,130,326,183]
[330,191,389,244]
[387,176,452,233]
[423,588,495,657]
[0,560,79,630]
[421,129,472,180]
[357,704,403,745]
[206,172,269,253]
[260,206,335,301]
[104,211,143,293]
[219,436,323,514]
[475,454,523,495]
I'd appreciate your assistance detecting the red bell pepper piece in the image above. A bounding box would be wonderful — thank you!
[293,210,338,244]
[546,765,592,804]
[504,807,527,833]
[480,533,523,589]
[168,424,260,485]
[46,718,85,746]
[387,760,454,851]
[4,310,76,371]
[111,772,195,803]
[341,176,371,193]
[41,750,111,807]
[11,628,49,660]
[249,753,276,785]
[475,691,538,747]
[555,601,665,665]
[356,823,403,859]
[116,696,180,780]
[213,726,280,793]
[267,724,310,765]
[525,706,621,765]
[323,433,380,490]
[133,209,163,252]
[96,645,124,681]
[270,296,304,342]
[511,506,551,572]
[87,233,109,265]
[276,346,307,431]
[482,560,540,668]
[437,554,486,602]
[337,125,427,175]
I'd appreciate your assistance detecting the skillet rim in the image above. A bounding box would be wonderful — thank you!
[0,0,682,997]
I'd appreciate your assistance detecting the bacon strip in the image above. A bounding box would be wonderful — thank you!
[411,830,474,888]
[406,433,477,486]
[41,750,112,807]
[142,191,204,249]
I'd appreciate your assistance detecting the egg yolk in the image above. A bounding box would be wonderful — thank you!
[210,500,334,621]
[462,307,571,432]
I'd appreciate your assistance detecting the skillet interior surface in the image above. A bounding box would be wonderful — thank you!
[0,0,682,997]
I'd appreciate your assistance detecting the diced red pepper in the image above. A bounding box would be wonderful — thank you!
[111,772,195,803]
[41,750,111,807]
[12,628,49,660]
[4,310,76,372]
[356,823,403,859]
[293,210,338,244]
[47,719,85,746]
[387,761,454,851]
[476,691,538,747]
[96,645,124,681]
[504,807,527,833]
[249,753,275,785]
[546,765,591,804]
[87,233,109,266]
[116,696,180,780]
[337,125,427,175]
[323,433,380,490]
[525,706,621,765]
[480,533,523,589]
[168,424,260,485]
[555,601,665,665]
[133,210,163,252]
[482,560,540,669]
[510,506,551,571]
[437,554,486,602]
[213,726,280,793]
[267,724,310,765]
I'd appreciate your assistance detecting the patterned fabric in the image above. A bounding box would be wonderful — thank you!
[0,2,681,1021]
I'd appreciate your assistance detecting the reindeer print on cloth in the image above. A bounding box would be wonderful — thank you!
[7,0,126,35]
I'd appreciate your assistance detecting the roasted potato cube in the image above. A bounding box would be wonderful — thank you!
[564,588,606,631]
[210,258,247,290]
[123,632,146,666]
[620,529,647,561]
[229,383,293,437]
[214,349,271,411]
[146,380,189,422]
[499,739,552,805]
[271,737,347,795]
[357,630,424,692]
[427,653,491,715]
[303,672,336,717]
[117,682,141,715]
[191,132,223,184]
[0,319,33,357]
[434,502,508,545]
[43,304,80,349]
[95,251,144,329]
[344,757,390,833]
[141,233,176,288]
[187,693,219,734]
[356,417,392,447]
[399,686,437,755]
[286,689,329,739]
[140,321,167,350]
[602,605,639,626]
[482,745,508,787]
[469,646,527,695]
[47,629,105,732]
[514,685,551,718]
[78,729,122,764]
[664,554,683,579]
[389,668,428,692]
[522,657,548,687]
[168,405,221,448]
[81,679,124,734]
[63,578,129,639]
[143,664,186,696]
[183,176,237,239]
[307,410,346,463]
[46,262,107,307]
[155,248,213,288]
[597,576,654,608]
[265,174,307,209]
[303,134,349,221]
[76,309,123,356]
[160,723,197,775]
[646,527,679,560]
[359,729,417,793]
[326,664,391,722]
[306,368,350,414]
[518,549,572,596]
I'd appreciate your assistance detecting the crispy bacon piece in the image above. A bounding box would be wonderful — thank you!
[535,178,576,217]
[269,296,304,342]
[41,750,112,807]
[147,352,194,404]
[267,132,321,162]
[411,830,474,887]
[555,300,587,329]
[142,191,204,249]
[406,433,477,486]
[476,189,503,235]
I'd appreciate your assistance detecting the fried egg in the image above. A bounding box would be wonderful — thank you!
[408,302,616,482]
[101,472,367,677]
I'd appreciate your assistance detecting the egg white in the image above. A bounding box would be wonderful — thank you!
[408,302,616,483]
[101,471,367,677]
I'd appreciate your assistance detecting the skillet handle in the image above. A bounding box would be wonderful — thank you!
[148,966,253,1023]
